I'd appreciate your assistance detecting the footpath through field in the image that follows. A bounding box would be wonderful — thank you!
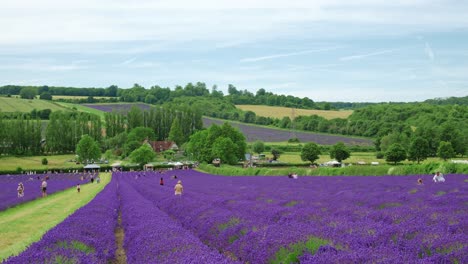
[0,173,111,261]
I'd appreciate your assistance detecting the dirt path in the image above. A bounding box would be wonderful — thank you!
[111,196,127,264]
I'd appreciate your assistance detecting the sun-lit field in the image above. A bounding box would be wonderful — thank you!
[0,155,80,171]
[0,97,69,113]
[236,105,353,119]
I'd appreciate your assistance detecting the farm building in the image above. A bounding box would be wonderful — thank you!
[148,140,178,153]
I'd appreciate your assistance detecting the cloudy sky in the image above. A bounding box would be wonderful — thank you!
[1,0,467,102]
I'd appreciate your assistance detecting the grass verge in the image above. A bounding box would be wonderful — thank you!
[0,173,111,261]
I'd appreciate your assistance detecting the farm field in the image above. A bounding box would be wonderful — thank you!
[0,173,110,262]
[204,117,373,145]
[0,97,69,113]
[4,170,467,263]
[236,105,353,119]
[82,102,152,113]
[52,95,116,100]
[0,154,81,171]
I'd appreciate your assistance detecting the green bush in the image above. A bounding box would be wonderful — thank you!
[42,157,48,165]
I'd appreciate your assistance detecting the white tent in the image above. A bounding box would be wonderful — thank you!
[325,160,340,166]
[84,164,100,169]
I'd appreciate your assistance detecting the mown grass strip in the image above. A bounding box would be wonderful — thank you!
[0,173,111,261]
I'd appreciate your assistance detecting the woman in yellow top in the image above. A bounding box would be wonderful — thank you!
[174,180,183,196]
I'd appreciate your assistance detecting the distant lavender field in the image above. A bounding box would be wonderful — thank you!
[204,117,373,145]
[83,103,151,113]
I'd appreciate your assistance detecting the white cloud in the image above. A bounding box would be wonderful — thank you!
[240,47,341,62]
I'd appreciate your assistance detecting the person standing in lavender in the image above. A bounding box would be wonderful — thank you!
[41,179,48,198]
[433,171,445,183]
[174,180,183,196]
[17,183,24,198]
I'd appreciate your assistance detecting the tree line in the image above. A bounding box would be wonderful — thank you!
[0,105,203,157]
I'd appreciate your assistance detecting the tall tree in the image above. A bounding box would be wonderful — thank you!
[437,141,455,161]
[76,135,101,164]
[252,140,265,154]
[168,117,184,146]
[329,142,350,162]
[408,137,430,164]
[385,143,406,164]
[301,142,321,164]
[129,144,156,166]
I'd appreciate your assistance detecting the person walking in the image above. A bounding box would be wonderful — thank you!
[17,182,25,198]
[41,179,48,198]
[174,180,183,196]
[160,177,164,186]
[77,184,81,193]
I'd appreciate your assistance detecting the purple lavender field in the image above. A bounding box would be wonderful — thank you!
[203,117,373,145]
[7,171,466,263]
[0,173,94,211]
[114,170,467,263]
[4,176,118,264]
[83,103,151,113]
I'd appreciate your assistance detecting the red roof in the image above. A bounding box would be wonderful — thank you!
[150,141,177,152]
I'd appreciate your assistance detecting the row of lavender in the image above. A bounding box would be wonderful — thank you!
[115,172,240,263]
[0,173,97,211]
[4,175,118,264]
[121,170,468,263]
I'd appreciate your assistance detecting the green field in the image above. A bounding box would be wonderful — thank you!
[55,102,106,121]
[0,173,111,261]
[236,105,353,120]
[0,97,69,113]
[0,155,82,171]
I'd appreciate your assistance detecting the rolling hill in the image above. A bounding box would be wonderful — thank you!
[236,105,353,120]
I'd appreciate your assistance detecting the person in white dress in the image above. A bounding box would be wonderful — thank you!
[433,171,445,183]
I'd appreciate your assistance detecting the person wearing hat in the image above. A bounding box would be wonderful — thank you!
[174,180,183,196]
[17,182,25,198]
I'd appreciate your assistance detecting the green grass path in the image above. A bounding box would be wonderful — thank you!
[0,173,111,262]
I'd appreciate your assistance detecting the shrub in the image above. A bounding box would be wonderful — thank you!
[41,158,48,165]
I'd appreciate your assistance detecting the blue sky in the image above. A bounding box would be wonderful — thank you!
[0,0,467,102]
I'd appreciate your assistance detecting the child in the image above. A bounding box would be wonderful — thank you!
[417,178,423,185]
[77,184,81,193]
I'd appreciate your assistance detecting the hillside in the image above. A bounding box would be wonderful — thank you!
[0,97,69,113]
[236,105,352,120]
[203,117,373,145]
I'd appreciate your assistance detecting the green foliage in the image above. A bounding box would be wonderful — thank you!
[168,118,184,146]
[39,92,52,100]
[408,137,430,164]
[385,143,407,164]
[301,142,321,164]
[329,142,350,162]
[271,149,281,161]
[19,87,37,99]
[186,122,246,164]
[270,237,329,264]
[41,158,48,165]
[76,135,101,164]
[437,141,455,161]
[288,137,300,143]
[252,140,265,154]
[124,127,155,156]
[127,105,144,130]
[212,137,239,165]
[129,144,156,166]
